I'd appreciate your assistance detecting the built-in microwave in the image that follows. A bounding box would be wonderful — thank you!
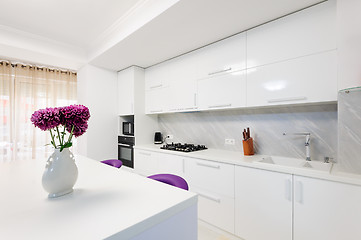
[122,122,134,136]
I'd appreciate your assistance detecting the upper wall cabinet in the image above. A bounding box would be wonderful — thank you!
[198,70,246,111]
[167,52,198,112]
[118,68,134,116]
[145,62,170,91]
[194,32,246,79]
[247,0,336,68]
[247,50,337,107]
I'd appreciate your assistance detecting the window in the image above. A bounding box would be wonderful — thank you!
[0,61,77,162]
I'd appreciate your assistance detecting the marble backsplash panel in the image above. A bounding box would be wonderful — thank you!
[338,88,361,173]
[158,104,338,161]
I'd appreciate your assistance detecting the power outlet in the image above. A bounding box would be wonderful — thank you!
[167,134,174,140]
[225,138,235,145]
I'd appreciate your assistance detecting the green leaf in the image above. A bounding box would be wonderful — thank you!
[60,142,72,152]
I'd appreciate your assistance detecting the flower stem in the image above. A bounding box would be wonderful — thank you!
[49,129,57,148]
[56,126,63,146]
[68,125,75,143]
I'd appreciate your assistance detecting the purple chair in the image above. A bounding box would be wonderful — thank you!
[147,174,189,190]
[101,159,123,168]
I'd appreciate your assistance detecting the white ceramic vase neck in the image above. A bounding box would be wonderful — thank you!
[42,148,78,198]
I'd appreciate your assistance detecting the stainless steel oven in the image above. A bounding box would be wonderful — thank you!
[118,136,134,168]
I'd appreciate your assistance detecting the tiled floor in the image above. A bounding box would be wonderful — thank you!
[198,221,243,240]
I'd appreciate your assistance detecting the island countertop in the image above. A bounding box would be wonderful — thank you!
[0,155,197,240]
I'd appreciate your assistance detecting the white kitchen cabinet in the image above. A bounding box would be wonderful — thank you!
[294,176,361,240]
[117,68,134,116]
[194,32,246,80]
[157,153,186,177]
[145,62,169,91]
[247,50,337,107]
[185,158,235,233]
[134,149,158,176]
[167,54,198,112]
[145,87,168,114]
[247,0,336,68]
[198,70,246,111]
[235,166,292,240]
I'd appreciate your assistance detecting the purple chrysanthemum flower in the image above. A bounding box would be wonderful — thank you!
[30,107,61,131]
[61,105,90,137]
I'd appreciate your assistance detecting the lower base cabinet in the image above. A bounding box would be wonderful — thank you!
[294,176,361,240]
[135,150,361,239]
[235,166,292,240]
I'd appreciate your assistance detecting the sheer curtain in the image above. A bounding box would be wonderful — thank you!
[0,61,77,162]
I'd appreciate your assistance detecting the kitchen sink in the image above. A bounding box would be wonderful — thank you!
[301,161,332,172]
[256,156,305,167]
[255,156,333,172]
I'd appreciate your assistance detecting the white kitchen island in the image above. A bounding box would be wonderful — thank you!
[0,155,198,240]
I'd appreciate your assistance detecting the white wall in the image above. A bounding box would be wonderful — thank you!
[337,0,361,90]
[77,64,118,161]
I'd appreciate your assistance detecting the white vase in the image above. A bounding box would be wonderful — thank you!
[42,148,78,198]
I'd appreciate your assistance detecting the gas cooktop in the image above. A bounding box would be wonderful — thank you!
[160,142,207,153]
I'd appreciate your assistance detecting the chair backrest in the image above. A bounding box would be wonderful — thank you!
[147,174,189,190]
[101,159,122,168]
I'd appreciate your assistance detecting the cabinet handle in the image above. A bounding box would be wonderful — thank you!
[196,161,220,169]
[295,180,303,204]
[267,96,307,103]
[198,192,221,203]
[208,67,232,76]
[194,93,197,106]
[285,178,292,201]
[138,152,151,156]
[208,103,232,109]
[150,110,163,113]
[150,84,163,89]
[184,107,195,110]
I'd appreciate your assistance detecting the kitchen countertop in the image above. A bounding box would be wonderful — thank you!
[0,155,197,239]
[135,144,361,187]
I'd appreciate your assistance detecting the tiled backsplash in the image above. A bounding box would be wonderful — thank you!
[158,104,338,161]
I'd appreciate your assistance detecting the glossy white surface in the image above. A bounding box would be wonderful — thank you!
[117,68,135,116]
[194,32,246,79]
[247,0,336,68]
[135,144,361,187]
[235,166,292,240]
[293,176,361,240]
[0,155,197,240]
[247,51,337,107]
[247,50,338,107]
[42,149,78,198]
[197,70,247,110]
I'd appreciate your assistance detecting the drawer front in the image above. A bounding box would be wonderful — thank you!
[192,186,235,234]
[134,150,158,176]
[185,158,234,197]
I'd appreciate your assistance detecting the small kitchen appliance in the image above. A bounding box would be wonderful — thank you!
[154,132,163,144]
[122,122,134,136]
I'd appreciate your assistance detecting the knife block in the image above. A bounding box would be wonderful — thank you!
[242,138,254,156]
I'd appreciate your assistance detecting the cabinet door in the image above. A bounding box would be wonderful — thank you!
[145,87,168,114]
[247,50,337,107]
[235,166,292,240]
[198,70,246,111]
[117,69,134,116]
[247,0,336,68]
[157,153,185,177]
[294,176,361,240]
[145,63,169,91]
[195,33,246,79]
[134,150,158,176]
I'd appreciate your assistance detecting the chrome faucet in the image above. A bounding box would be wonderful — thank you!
[283,132,311,161]
[294,132,311,161]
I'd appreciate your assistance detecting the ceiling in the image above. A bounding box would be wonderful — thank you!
[0,0,325,71]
